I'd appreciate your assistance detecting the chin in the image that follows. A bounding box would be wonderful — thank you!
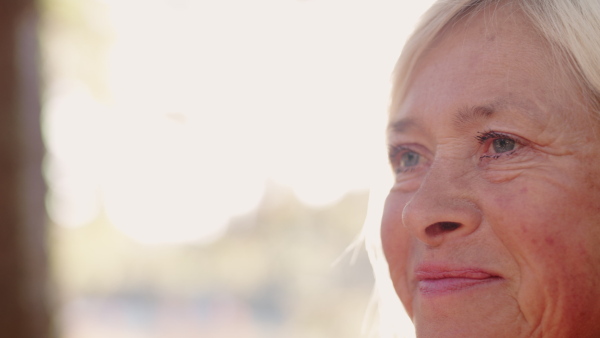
[409,288,528,338]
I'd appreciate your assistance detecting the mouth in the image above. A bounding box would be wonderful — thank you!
[416,268,502,295]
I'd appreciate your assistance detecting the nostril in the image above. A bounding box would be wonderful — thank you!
[425,222,461,237]
[440,222,461,231]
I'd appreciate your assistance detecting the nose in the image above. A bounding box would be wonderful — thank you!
[401,159,482,247]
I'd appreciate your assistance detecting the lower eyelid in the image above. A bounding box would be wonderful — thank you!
[395,159,430,178]
[478,146,538,167]
[480,149,517,160]
[396,166,417,174]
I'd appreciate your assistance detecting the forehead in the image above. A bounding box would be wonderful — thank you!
[388,5,577,135]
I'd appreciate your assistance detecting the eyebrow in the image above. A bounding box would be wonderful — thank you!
[387,98,547,139]
[386,104,498,135]
[388,117,418,133]
[452,103,499,130]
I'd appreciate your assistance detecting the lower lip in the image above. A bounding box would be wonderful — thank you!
[418,277,500,295]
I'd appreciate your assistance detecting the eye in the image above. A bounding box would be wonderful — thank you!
[492,138,516,153]
[476,131,522,159]
[389,145,428,174]
[400,151,421,168]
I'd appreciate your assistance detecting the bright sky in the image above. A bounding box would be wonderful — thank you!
[43,0,435,245]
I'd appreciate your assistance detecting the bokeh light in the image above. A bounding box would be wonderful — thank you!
[41,0,435,336]
[43,0,434,244]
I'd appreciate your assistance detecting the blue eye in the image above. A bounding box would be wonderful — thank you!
[388,144,429,176]
[476,131,523,160]
[400,151,421,168]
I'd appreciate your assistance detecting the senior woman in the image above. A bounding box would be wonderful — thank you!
[375,0,600,337]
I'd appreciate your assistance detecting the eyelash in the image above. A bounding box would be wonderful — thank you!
[475,130,521,159]
[388,130,524,176]
[388,145,407,160]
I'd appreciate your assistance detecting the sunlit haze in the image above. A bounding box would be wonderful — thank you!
[43,0,435,244]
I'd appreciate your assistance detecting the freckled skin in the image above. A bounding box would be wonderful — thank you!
[382,4,600,338]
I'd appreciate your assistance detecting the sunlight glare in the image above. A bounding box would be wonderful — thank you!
[45,0,435,250]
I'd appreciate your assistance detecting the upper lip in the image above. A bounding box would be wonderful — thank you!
[415,264,501,281]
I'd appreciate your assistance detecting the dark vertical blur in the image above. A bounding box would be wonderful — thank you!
[0,0,49,337]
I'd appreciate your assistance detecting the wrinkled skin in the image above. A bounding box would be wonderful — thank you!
[382,4,600,338]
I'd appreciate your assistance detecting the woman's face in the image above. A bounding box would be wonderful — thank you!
[382,6,600,338]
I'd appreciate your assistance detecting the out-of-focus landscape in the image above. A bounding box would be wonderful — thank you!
[40,0,432,336]
[53,186,373,338]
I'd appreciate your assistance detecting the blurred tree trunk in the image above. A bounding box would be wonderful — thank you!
[0,0,50,337]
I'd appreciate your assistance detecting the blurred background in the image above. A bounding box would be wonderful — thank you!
[2,0,433,337]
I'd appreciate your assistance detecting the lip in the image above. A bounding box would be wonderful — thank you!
[415,264,502,295]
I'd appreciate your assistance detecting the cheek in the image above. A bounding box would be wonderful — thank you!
[381,194,413,306]
[381,193,409,267]
[486,178,600,327]
[490,181,595,262]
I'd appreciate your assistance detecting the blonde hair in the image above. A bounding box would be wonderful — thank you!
[391,0,600,115]
[366,0,600,337]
